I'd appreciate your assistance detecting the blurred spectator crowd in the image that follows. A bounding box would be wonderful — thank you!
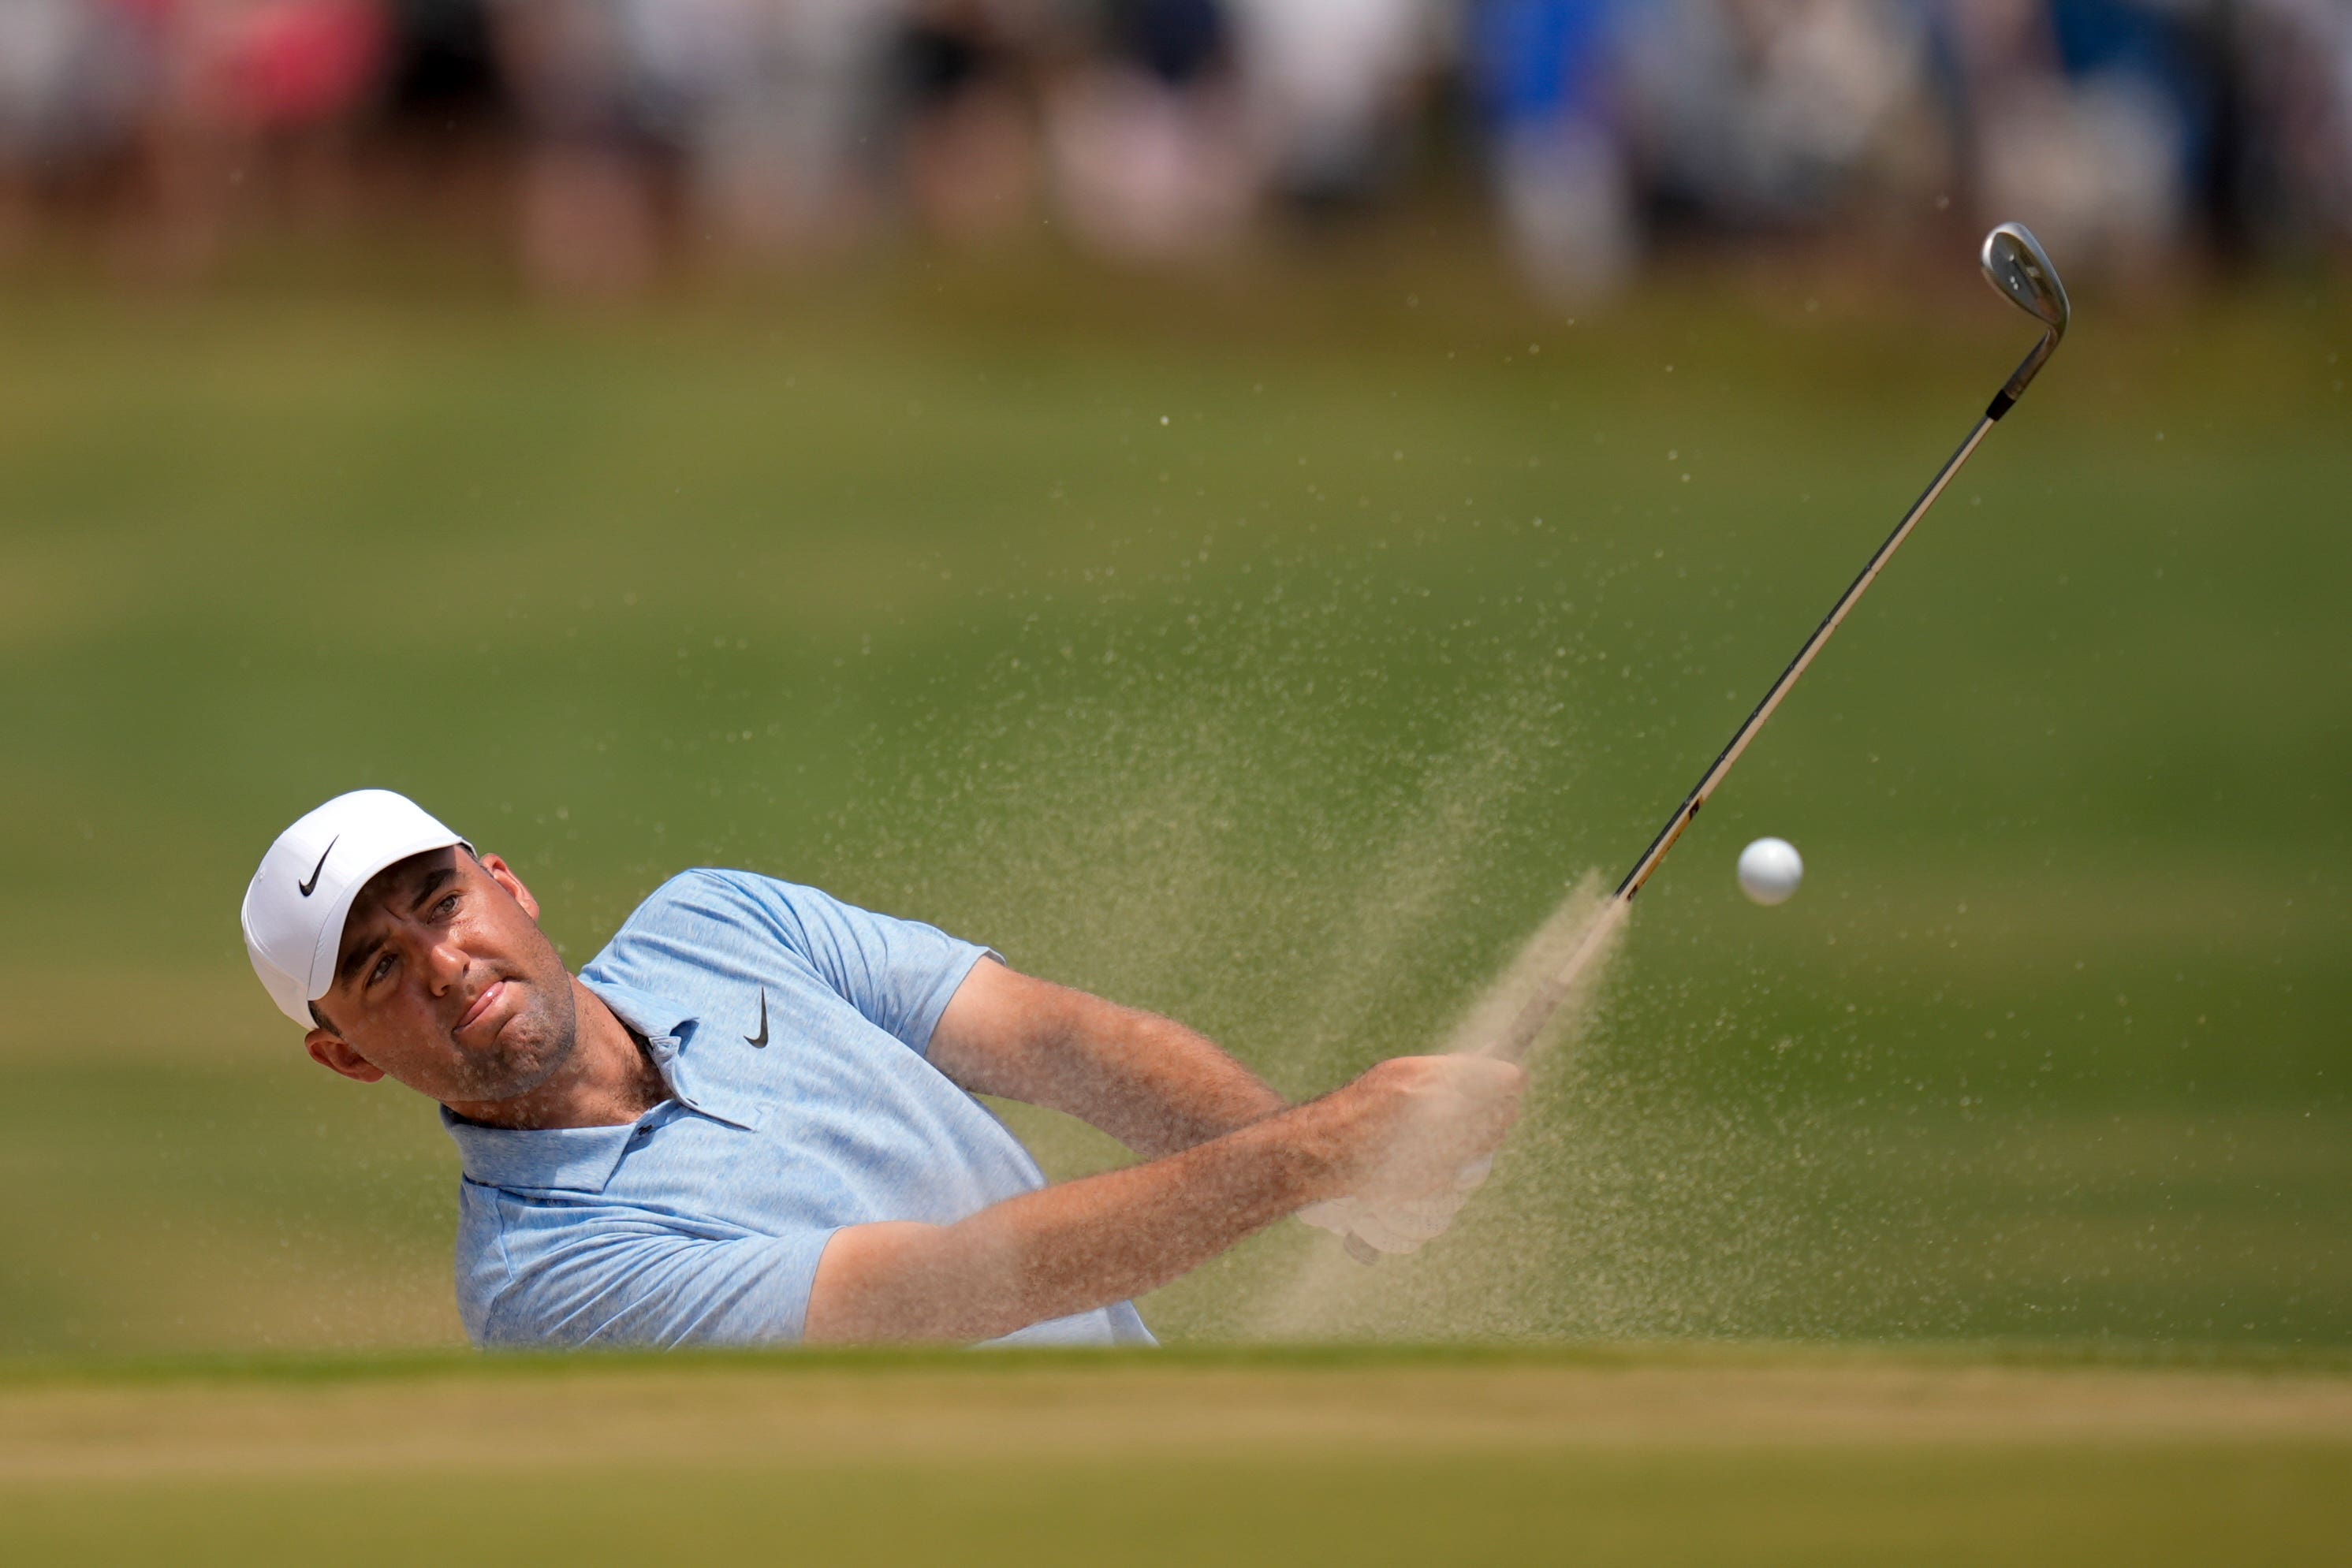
[2,0,2348,299]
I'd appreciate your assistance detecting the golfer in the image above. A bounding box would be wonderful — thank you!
[243,790,1524,1348]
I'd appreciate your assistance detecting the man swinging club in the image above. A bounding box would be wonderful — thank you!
[243,790,1524,1347]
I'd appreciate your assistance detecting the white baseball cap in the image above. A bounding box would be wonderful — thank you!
[242,789,470,1028]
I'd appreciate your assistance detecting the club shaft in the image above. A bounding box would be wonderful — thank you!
[1482,409,2003,1066]
[1616,409,1999,901]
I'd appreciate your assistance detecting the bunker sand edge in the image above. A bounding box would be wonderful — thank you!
[6,1356,2351,1487]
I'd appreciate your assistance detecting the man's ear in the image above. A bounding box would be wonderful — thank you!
[307,1028,386,1084]
[476,851,540,922]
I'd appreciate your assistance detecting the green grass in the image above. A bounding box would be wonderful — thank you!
[0,251,2346,1355]
[9,1335,2350,1389]
[4,1346,2348,1564]
[18,1446,2346,1566]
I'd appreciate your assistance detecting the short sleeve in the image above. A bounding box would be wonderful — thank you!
[726,873,995,1056]
[470,1203,839,1349]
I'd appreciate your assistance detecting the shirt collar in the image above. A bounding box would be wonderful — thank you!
[441,976,763,1194]
[587,976,766,1134]
[585,976,696,1048]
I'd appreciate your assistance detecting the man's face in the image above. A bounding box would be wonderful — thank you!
[304,847,580,1107]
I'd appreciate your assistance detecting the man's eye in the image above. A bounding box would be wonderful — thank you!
[368,954,396,986]
[434,894,459,919]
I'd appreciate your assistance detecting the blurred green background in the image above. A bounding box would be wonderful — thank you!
[2,248,2346,1356]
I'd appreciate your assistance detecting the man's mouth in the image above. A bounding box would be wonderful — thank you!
[456,980,508,1037]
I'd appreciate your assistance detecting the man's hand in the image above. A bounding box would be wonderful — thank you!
[1295,1055,1523,1256]
[1295,1154,1493,1257]
[1315,1056,1526,1196]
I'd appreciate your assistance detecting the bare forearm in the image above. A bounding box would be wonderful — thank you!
[807,1100,1341,1343]
[933,968,1287,1158]
[1042,1002,1286,1157]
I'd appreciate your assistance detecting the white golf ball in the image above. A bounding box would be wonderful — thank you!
[1737,837,1804,906]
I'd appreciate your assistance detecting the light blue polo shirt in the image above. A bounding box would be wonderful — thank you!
[443,869,1155,1350]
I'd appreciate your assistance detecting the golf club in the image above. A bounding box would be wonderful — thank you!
[1338,223,2070,1264]
[1487,222,2071,1066]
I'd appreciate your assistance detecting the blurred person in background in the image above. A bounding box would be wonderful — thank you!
[614,0,896,263]
[1044,0,1251,261]
[377,0,507,174]
[692,0,893,259]
[491,0,668,296]
[892,0,1040,240]
[1463,0,1637,303]
[0,0,152,248]
[2237,0,2352,257]
[1616,0,1940,237]
[1951,0,2219,279]
[136,0,393,274]
[1227,0,1430,214]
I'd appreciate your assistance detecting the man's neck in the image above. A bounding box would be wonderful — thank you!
[443,978,669,1132]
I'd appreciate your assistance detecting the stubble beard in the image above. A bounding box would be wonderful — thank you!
[462,968,582,1103]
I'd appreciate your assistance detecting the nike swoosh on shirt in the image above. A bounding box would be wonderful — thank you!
[298,837,338,898]
[745,988,769,1048]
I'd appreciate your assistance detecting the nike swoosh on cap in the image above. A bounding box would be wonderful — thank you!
[298,836,338,898]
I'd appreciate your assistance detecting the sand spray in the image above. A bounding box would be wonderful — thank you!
[836,624,1825,1340]
[1248,876,1634,1338]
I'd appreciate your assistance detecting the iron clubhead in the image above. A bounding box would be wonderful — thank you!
[1980,222,2070,405]
[1982,223,2069,335]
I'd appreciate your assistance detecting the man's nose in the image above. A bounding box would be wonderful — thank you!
[421,931,469,993]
